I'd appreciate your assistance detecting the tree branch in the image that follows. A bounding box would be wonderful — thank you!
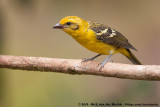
[0,55,160,81]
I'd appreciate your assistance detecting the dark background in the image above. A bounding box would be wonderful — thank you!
[0,0,160,107]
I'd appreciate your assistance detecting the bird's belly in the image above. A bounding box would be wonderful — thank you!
[84,41,116,55]
[74,37,117,55]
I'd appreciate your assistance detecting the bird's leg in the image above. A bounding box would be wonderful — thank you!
[98,54,112,71]
[82,54,101,62]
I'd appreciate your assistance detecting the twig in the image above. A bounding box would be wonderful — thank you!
[0,55,160,81]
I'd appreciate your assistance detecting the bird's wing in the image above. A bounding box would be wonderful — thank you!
[89,21,137,51]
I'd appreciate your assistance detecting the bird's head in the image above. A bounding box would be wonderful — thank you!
[53,16,88,37]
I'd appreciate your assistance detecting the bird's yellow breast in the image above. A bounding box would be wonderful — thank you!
[70,29,118,55]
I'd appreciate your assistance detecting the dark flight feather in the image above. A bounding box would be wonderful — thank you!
[88,21,137,51]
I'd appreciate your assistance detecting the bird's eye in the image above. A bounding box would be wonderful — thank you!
[66,22,72,25]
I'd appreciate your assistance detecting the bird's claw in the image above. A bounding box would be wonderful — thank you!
[108,59,113,63]
[81,58,94,63]
[97,59,113,71]
[98,65,104,71]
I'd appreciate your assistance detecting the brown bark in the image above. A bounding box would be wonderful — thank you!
[0,55,160,81]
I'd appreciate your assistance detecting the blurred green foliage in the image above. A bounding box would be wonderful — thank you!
[0,0,160,107]
[0,6,6,107]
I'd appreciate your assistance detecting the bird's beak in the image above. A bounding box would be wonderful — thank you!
[53,23,64,29]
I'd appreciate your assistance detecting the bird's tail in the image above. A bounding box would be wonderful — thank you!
[120,48,142,65]
[125,49,142,65]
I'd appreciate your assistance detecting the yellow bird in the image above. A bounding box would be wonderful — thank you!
[53,16,141,70]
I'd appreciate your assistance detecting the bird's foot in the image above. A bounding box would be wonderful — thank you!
[81,58,94,63]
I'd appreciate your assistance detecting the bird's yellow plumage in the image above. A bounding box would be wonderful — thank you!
[58,16,121,55]
[53,16,141,70]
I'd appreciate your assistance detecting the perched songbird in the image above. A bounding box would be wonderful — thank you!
[53,16,141,70]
